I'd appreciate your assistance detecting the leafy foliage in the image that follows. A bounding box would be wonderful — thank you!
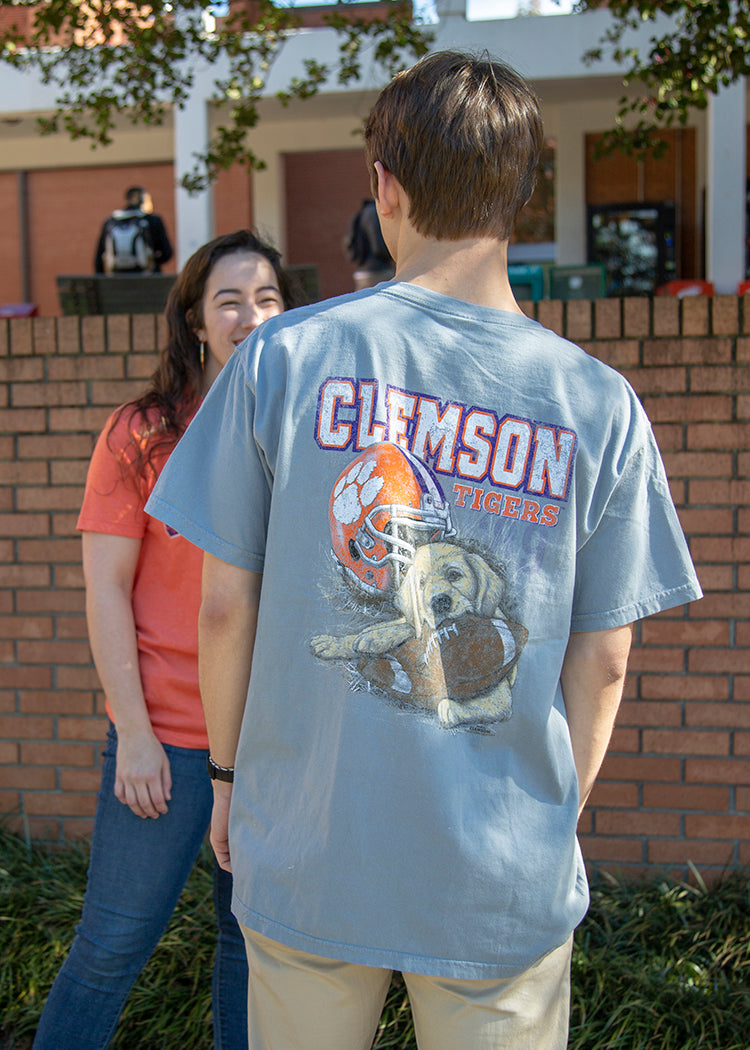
[0,0,431,191]
[576,0,750,156]
[2,825,749,1049]
[570,869,750,1049]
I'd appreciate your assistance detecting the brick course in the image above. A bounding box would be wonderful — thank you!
[1,294,747,878]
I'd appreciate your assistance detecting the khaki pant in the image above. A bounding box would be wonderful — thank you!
[241,925,572,1050]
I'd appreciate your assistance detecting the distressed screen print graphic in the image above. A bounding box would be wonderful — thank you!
[310,441,529,730]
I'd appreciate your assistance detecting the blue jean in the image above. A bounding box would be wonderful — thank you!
[33,725,248,1050]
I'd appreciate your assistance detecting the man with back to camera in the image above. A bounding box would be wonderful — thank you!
[94,185,173,274]
[146,50,702,1050]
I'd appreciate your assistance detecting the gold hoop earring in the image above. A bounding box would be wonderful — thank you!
[200,341,205,369]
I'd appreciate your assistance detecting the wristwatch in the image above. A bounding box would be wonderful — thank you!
[207,755,235,783]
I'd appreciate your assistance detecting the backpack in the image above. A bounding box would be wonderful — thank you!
[102,209,155,273]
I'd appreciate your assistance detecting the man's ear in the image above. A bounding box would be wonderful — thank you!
[373,161,400,218]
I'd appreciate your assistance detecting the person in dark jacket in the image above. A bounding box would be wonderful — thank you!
[94,186,173,274]
[346,197,395,289]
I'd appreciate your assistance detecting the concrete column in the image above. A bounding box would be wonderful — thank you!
[706,79,747,293]
[252,152,285,256]
[434,0,467,18]
[554,105,587,265]
[174,90,214,268]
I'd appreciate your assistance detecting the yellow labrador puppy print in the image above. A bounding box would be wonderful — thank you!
[312,541,528,729]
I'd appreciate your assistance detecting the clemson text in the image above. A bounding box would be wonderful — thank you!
[315,378,576,502]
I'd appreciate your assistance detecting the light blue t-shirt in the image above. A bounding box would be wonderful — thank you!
[147,282,701,979]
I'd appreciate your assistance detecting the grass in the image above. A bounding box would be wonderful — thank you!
[1,826,748,1049]
[570,868,750,1049]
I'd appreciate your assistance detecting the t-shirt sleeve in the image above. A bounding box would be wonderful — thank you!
[570,426,702,632]
[77,410,148,538]
[146,353,270,573]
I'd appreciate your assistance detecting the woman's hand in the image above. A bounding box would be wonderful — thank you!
[82,532,174,820]
[114,727,172,819]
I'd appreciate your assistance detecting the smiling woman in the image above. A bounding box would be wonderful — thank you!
[30,230,304,1050]
[197,251,287,380]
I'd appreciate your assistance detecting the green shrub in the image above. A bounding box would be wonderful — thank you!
[1,827,748,1049]
[569,870,750,1050]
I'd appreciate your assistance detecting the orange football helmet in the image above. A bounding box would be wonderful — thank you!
[328,442,455,595]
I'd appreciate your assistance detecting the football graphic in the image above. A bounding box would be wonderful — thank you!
[314,445,529,728]
[327,442,454,595]
[356,612,528,709]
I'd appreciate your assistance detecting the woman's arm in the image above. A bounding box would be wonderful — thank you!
[560,623,633,815]
[82,531,172,819]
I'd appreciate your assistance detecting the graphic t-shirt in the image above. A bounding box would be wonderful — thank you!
[78,405,208,749]
[147,282,702,978]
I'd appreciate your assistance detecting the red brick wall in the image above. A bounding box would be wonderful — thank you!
[0,161,261,318]
[214,163,254,237]
[0,313,162,839]
[0,5,35,34]
[1,296,748,879]
[223,1,408,31]
[0,171,24,306]
[31,165,178,310]
[284,148,375,301]
[0,164,177,318]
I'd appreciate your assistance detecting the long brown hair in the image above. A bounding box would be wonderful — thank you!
[108,229,304,483]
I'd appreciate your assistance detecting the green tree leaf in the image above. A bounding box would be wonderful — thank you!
[576,0,750,156]
[0,0,432,191]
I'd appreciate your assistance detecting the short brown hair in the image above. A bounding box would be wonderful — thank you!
[364,51,543,241]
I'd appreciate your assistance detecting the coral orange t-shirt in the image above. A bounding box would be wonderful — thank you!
[77,404,208,749]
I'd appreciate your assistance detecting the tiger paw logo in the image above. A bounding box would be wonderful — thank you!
[331,457,385,532]
[312,443,528,730]
[327,442,455,596]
